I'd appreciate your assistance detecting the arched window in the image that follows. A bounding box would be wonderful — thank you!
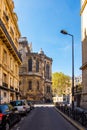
[36,60,39,72]
[28,81,32,90]
[28,59,32,72]
[46,64,50,79]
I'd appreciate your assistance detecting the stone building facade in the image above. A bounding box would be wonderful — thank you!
[19,37,53,102]
[80,0,87,108]
[74,75,82,107]
[0,0,21,103]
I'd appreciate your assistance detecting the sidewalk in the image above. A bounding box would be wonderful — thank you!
[55,107,86,130]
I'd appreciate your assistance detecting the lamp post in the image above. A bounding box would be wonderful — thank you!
[60,30,74,111]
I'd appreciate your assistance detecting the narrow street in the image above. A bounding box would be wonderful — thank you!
[11,105,78,130]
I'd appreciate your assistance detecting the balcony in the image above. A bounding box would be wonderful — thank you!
[10,86,15,92]
[1,82,9,90]
[15,88,18,92]
[10,86,14,89]
[3,82,8,88]
[15,88,20,95]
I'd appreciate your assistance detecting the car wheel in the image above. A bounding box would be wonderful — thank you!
[5,123,10,130]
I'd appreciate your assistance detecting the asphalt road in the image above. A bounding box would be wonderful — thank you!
[11,106,78,130]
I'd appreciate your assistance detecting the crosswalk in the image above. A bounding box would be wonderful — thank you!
[34,104,55,107]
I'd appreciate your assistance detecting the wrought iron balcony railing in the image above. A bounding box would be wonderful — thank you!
[3,82,8,88]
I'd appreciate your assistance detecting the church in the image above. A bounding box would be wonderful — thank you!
[19,37,53,102]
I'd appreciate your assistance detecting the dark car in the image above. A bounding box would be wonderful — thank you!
[27,100,34,110]
[0,103,21,130]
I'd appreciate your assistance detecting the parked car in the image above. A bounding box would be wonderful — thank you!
[0,103,21,130]
[27,100,34,110]
[10,100,30,115]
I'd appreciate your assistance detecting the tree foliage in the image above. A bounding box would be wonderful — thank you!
[52,72,71,96]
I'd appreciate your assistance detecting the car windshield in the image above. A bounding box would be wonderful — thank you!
[11,101,23,106]
[0,105,9,113]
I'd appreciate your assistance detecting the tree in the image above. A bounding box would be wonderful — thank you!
[52,72,71,96]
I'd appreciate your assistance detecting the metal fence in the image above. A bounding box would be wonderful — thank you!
[55,102,87,127]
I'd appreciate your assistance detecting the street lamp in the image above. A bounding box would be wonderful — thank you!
[60,29,74,111]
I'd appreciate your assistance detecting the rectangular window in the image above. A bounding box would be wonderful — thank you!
[28,59,32,72]
[15,38,18,44]
[3,73,7,83]
[10,57,13,70]
[3,11,9,22]
[46,64,50,79]
[47,86,50,93]
[37,81,39,90]
[3,50,7,64]
[4,92,7,97]
[10,77,13,87]
[3,73,8,87]
[15,65,18,75]
[28,81,32,90]
[36,60,39,72]
[10,27,14,37]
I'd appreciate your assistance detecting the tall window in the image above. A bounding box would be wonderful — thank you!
[4,92,7,97]
[47,86,50,93]
[46,64,50,79]
[3,50,7,64]
[10,27,14,37]
[3,11,9,22]
[28,59,32,72]
[15,64,18,75]
[36,60,39,72]
[10,77,13,87]
[3,73,7,83]
[28,81,32,90]
[37,81,39,90]
[10,57,13,70]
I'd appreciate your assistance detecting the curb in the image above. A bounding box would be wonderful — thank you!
[55,107,86,130]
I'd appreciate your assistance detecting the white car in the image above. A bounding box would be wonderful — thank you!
[10,100,30,115]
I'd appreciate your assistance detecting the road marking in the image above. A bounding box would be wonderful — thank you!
[34,104,55,107]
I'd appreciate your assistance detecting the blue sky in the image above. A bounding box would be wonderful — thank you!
[13,0,81,77]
